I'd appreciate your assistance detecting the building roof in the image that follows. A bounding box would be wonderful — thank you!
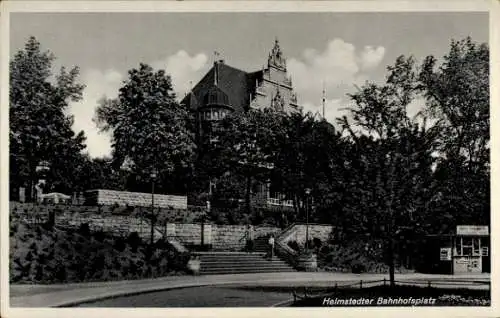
[182,62,264,113]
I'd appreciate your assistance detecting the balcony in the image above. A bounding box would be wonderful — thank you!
[267,197,294,207]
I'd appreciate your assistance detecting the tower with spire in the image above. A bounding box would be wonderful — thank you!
[182,37,301,126]
[180,38,300,209]
[250,37,301,113]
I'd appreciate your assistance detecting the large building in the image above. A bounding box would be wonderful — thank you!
[182,38,301,132]
[182,38,299,208]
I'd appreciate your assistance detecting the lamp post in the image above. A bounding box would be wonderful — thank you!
[305,188,311,250]
[150,169,157,248]
[34,160,50,202]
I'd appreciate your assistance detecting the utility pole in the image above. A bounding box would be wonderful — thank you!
[322,81,326,119]
[150,169,157,248]
[305,188,311,250]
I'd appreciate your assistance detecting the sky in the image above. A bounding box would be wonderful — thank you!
[10,12,488,158]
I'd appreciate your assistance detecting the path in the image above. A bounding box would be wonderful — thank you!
[10,272,490,307]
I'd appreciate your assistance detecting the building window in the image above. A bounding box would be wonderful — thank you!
[455,237,482,256]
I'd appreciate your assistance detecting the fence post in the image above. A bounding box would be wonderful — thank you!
[334,283,338,293]
[383,278,386,287]
[428,281,431,288]
[360,280,363,289]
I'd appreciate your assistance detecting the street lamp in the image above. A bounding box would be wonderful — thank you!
[305,188,311,250]
[34,160,50,203]
[150,169,158,247]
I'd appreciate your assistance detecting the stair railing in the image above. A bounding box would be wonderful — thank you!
[274,223,300,268]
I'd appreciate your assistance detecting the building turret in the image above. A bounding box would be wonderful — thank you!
[268,37,286,70]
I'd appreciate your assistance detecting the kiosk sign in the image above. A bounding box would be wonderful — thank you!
[440,247,452,261]
[456,225,488,236]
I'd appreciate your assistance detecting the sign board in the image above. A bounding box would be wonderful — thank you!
[440,247,452,261]
[481,247,489,256]
[19,187,25,203]
[456,225,489,236]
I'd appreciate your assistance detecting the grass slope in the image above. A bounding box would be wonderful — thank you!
[10,220,189,284]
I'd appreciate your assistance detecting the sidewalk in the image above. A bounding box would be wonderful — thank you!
[10,272,490,307]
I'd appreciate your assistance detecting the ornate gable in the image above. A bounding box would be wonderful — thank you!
[268,38,286,70]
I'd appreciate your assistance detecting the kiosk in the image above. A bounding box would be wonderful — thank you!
[453,225,489,274]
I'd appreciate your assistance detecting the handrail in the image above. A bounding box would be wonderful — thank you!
[273,223,299,267]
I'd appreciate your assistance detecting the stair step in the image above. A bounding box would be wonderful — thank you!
[199,256,272,260]
[201,263,288,269]
[200,267,295,274]
[201,270,294,275]
[194,253,266,257]
[200,259,287,264]
[200,260,287,265]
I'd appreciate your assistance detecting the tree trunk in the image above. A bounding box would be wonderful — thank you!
[245,175,252,215]
[388,235,395,287]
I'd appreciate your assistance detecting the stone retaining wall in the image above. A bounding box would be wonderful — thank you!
[10,203,334,251]
[84,189,187,209]
[165,223,280,251]
[10,202,202,224]
[282,224,334,245]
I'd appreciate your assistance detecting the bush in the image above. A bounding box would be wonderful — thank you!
[78,223,91,237]
[351,260,366,274]
[287,240,300,252]
[55,264,67,282]
[127,232,142,252]
[312,238,322,249]
[114,237,127,252]
[94,230,106,242]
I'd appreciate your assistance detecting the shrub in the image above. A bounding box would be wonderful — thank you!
[114,237,127,252]
[94,230,106,242]
[78,223,91,237]
[287,240,300,252]
[312,237,322,249]
[34,264,44,282]
[127,232,142,252]
[29,242,38,251]
[351,260,366,274]
[55,265,67,282]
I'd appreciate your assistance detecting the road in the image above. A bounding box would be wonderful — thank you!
[77,286,291,307]
[10,272,490,307]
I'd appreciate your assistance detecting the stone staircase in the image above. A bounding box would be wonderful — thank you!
[253,235,272,253]
[196,252,296,275]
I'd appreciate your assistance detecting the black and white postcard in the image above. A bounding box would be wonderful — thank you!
[1,1,498,318]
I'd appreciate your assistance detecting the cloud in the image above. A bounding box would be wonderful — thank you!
[359,46,386,70]
[70,51,209,158]
[69,68,123,158]
[151,50,209,97]
[288,38,386,125]
[302,98,350,128]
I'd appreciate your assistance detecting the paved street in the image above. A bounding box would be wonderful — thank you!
[78,286,292,307]
[10,272,490,307]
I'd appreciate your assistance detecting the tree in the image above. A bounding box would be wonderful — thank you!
[10,36,86,200]
[419,37,489,168]
[94,63,196,194]
[207,108,285,216]
[94,63,196,248]
[270,112,347,222]
[341,55,440,286]
[340,37,489,283]
[419,37,490,230]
